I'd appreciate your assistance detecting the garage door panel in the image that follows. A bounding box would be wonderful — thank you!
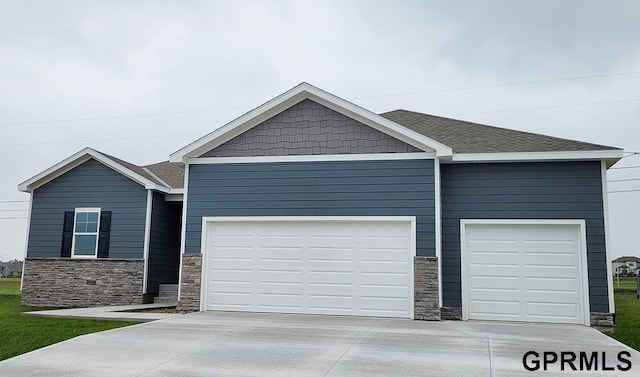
[469,252,519,266]
[361,272,410,287]
[469,275,520,291]
[361,248,410,262]
[470,300,521,317]
[204,219,413,318]
[523,252,577,267]
[464,222,586,325]
[361,296,409,314]
[525,276,578,293]
[526,302,579,320]
[468,265,520,278]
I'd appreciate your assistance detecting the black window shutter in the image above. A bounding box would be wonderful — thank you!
[97,211,112,258]
[60,211,75,258]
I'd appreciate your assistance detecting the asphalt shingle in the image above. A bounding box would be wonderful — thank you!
[380,109,620,153]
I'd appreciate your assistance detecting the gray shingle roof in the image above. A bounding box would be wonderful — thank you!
[380,110,620,153]
[99,152,184,189]
[99,152,167,187]
[144,161,185,189]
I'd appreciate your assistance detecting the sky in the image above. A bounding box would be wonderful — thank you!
[0,0,639,262]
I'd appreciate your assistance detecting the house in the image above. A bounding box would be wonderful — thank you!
[612,256,640,276]
[18,83,623,328]
[0,261,23,278]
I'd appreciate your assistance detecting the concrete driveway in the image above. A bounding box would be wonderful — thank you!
[0,311,637,377]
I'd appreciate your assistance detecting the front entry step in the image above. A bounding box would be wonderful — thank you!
[154,284,178,305]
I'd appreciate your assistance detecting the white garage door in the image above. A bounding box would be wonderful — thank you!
[202,217,415,318]
[461,221,589,325]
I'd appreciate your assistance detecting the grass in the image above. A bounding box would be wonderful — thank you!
[608,277,640,351]
[0,278,138,361]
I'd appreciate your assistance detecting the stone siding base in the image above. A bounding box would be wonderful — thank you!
[414,257,440,320]
[591,312,615,332]
[22,258,144,308]
[441,307,462,320]
[177,254,202,311]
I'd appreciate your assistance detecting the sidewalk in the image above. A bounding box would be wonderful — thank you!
[22,303,183,322]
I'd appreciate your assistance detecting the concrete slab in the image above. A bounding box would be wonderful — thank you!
[1,312,638,376]
[21,303,182,322]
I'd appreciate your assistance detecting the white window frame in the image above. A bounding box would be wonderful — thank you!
[71,207,101,259]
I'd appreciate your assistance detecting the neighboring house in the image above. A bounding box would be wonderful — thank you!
[612,256,640,276]
[18,83,623,328]
[0,261,23,278]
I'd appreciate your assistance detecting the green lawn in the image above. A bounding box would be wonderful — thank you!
[0,278,138,361]
[608,277,640,351]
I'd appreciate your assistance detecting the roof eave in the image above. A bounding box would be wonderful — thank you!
[18,147,172,193]
[447,149,624,166]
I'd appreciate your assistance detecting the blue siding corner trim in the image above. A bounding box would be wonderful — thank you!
[440,161,609,313]
[27,159,148,259]
[185,159,435,256]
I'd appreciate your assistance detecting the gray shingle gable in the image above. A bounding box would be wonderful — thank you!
[95,152,184,189]
[144,161,185,189]
[380,109,620,153]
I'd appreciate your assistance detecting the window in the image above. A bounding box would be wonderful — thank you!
[72,208,101,258]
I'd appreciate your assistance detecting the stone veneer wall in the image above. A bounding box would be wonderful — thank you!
[440,307,462,320]
[414,257,440,320]
[591,312,615,331]
[177,254,202,311]
[22,258,144,308]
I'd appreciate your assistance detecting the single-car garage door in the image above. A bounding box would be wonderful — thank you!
[201,217,415,318]
[461,220,589,325]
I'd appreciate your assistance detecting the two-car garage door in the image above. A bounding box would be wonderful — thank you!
[461,221,589,325]
[200,217,590,324]
[201,217,414,318]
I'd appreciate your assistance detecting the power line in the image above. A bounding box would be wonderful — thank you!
[0,200,28,203]
[608,189,640,194]
[0,209,27,212]
[0,217,28,220]
[351,70,640,100]
[447,98,640,117]
[1,70,639,128]
[0,133,202,148]
[0,106,251,128]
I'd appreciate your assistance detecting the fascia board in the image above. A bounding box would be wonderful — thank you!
[170,84,310,162]
[169,83,454,162]
[450,149,624,163]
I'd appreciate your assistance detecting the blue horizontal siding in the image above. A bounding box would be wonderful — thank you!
[27,159,148,259]
[185,159,435,256]
[440,161,609,313]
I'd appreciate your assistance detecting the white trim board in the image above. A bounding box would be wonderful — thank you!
[459,219,591,326]
[189,152,435,165]
[177,162,190,301]
[170,82,453,162]
[433,158,442,308]
[450,150,624,164]
[20,194,33,290]
[17,147,173,194]
[601,161,615,314]
[199,216,417,319]
[142,189,153,294]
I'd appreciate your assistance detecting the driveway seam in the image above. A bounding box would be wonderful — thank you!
[485,324,495,377]
[321,319,381,377]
